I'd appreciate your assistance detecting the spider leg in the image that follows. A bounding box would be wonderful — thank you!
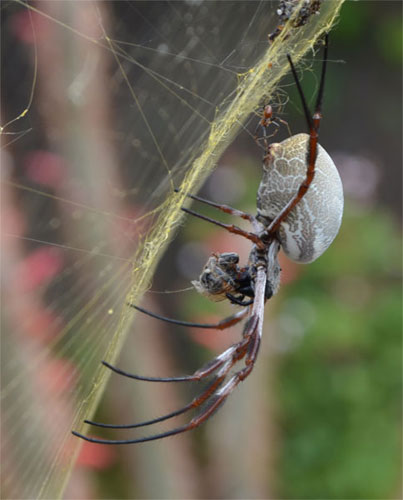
[100,330,254,384]
[72,268,267,445]
[100,344,231,382]
[253,126,267,152]
[266,35,328,236]
[127,303,248,329]
[84,375,226,430]
[277,117,292,137]
[255,131,277,152]
[72,345,256,444]
[192,327,261,426]
[254,119,280,151]
[132,308,261,442]
[182,207,263,248]
[72,423,195,445]
[72,326,255,444]
[174,188,254,221]
[190,303,263,429]
[225,293,254,307]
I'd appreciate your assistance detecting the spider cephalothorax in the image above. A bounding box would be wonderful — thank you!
[73,35,343,446]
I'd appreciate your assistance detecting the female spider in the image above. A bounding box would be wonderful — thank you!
[73,34,343,445]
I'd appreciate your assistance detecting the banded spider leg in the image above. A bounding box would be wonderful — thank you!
[71,270,266,444]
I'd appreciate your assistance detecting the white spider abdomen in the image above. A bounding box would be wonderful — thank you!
[257,133,344,263]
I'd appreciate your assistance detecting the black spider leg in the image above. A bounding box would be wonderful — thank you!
[128,303,248,330]
[85,377,224,430]
[82,323,253,430]
[174,188,254,222]
[266,34,329,237]
[83,339,245,430]
[100,358,223,383]
[225,293,254,307]
[80,355,230,431]
[291,33,328,135]
[72,312,261,445]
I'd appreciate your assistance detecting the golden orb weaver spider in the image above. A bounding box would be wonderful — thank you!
[73,34,343,445]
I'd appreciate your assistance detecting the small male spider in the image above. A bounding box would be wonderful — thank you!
[73,34,343,445]
[254,103,291,151]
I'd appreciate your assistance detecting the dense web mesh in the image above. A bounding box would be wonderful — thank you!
[1,1,344,498]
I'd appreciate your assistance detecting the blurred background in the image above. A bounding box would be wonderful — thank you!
[1,1,401,499]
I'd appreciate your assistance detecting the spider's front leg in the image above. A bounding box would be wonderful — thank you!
[72,261,271,445]
[71,306,261,445]
[128,302,248,330]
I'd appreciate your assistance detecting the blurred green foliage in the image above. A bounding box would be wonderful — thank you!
[336,1,402,66]
[277,206,402,499]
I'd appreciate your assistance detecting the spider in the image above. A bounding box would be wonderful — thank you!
[254,102,291,151]
[72,34,343,445]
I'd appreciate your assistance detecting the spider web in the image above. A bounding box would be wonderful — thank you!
[1,1,344,498]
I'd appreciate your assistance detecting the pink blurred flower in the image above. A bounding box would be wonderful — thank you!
[37,358,78,394]
[76,441,117,470]
[24,307,62,342]
[10,10,50,45]
[23,151,66,188]
[16,246,64,292]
